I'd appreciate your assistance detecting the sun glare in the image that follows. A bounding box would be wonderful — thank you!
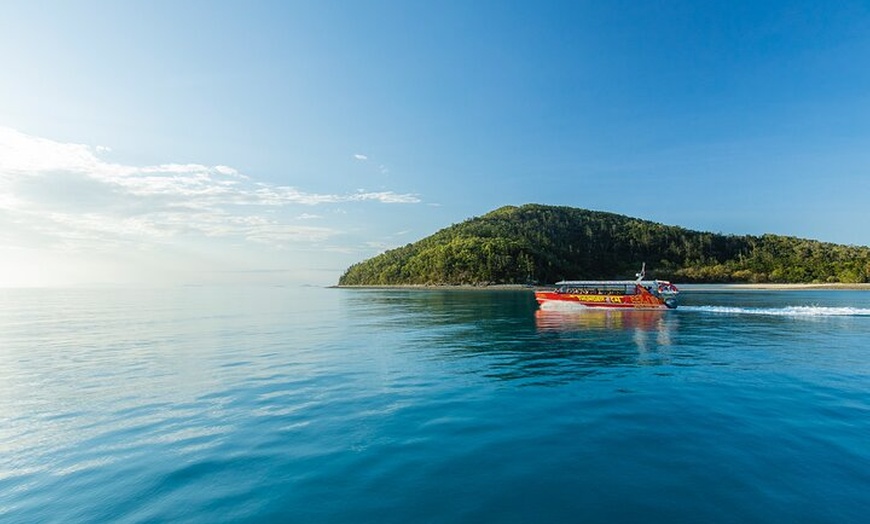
[0,249,117,288]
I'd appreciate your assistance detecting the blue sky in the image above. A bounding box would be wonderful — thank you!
[2,1,869,286]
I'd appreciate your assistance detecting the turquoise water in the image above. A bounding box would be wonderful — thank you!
[2,286,869,523]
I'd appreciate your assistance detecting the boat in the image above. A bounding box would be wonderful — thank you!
[535,264,679,310]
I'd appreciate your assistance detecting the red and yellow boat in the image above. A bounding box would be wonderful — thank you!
[535,265,679,310]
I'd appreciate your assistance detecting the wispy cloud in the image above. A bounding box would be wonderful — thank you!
[0,127,420,253]
[352,152,391,176]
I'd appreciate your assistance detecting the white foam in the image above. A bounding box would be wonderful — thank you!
[681,305,870,317]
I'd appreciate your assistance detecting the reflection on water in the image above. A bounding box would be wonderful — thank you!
[535,308,667,332]
[536,308,677,350]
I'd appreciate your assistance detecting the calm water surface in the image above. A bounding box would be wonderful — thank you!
[1,286,869,523]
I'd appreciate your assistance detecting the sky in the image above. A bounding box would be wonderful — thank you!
[2,0,869,287]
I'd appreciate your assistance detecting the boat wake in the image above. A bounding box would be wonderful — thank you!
[681,305,870,317]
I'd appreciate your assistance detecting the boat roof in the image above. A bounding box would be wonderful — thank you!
[555,280,671,286]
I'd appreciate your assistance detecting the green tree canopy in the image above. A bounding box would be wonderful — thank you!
[338,204,870,285]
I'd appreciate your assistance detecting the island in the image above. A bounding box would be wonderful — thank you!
[338,204,870,287]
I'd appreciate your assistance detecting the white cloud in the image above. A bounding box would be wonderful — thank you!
[349,190,420,204]
[0,126,421,256]
[0,127,112,175]
[353,154,368,161]
[214,165,246,178]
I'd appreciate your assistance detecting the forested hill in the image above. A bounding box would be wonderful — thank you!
[338,204,870,285]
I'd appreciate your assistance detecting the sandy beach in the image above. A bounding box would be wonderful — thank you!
[678,283,870,291]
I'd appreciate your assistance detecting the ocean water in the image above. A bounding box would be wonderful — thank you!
[1,286,869,523]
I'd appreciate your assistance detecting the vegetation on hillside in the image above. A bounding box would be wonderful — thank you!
[338,204,870,285]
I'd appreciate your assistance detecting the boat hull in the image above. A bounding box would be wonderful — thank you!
[535,291,675,310]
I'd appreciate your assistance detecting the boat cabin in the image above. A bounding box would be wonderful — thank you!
[553,280,677,298]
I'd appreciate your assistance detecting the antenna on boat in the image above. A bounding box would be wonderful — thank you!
[635,262,646,282]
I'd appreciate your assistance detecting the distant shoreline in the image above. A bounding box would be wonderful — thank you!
[682,283,870,291]
[331,284,536,290]
[334,283,870,291]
